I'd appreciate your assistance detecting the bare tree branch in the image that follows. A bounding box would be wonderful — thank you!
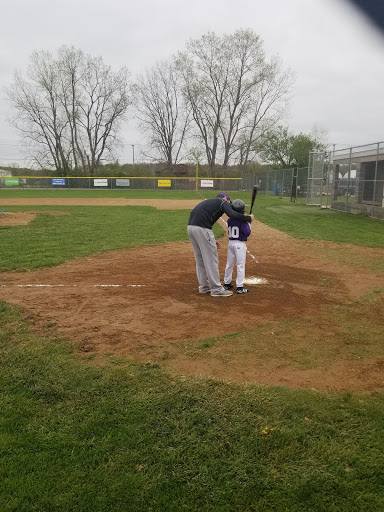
[135,60,190,167]
[176,29,294,170]
[6,46,133,175]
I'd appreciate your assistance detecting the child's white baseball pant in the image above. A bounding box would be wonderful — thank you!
[224,240,247,288]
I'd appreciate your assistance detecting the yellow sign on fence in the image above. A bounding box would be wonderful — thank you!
[158,180,171,187]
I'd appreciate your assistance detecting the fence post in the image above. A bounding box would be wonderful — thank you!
[326,152,331,208]
[346,147,352,207]
[372,142,379,217]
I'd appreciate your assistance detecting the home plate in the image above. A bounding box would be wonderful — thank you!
[243,277,268,285]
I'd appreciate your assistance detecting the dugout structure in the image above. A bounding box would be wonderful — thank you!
[318,141,384,220]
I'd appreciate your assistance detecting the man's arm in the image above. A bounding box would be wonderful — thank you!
[242,222,252,238]
[221,201,254,222]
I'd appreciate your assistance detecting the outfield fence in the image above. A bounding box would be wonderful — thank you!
[0,170,310,202]
[3,144,383,220]
[0,171,309,203]
[0,176,242,193]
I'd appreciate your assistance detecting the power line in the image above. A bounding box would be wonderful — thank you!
[0,157,30,161]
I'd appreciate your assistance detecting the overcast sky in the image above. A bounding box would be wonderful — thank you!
[1,0,383,166]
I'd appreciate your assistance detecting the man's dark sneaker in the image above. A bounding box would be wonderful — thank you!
[223,283,233,290]
[237,287,249,294]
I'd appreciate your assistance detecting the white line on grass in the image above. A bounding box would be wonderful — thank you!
[0,284,146,288]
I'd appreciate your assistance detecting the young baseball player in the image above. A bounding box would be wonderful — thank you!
[223,199,251,294]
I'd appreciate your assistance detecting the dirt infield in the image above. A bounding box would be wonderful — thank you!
[1,199,384,392]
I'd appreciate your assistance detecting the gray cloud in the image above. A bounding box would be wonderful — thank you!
[1,0,383,165]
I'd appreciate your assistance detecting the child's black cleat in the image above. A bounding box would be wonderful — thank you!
[223,283,234,290]
[237,287,249,294]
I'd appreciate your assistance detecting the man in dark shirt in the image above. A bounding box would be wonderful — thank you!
[187,193,254,296]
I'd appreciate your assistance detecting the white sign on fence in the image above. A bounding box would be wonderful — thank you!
[94,179,108,187]
[201,179,214,188]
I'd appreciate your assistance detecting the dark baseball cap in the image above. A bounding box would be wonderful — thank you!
[217,193,231,202]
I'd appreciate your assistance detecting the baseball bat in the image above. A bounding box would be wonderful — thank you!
[250,185,258,214]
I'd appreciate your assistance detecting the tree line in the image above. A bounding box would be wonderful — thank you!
[6,29,326,175]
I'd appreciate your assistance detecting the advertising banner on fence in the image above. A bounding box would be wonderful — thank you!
[116,179,130,187]
[94,179,108,187]
[200,179,214,188]
[158,180,171,187]
[4,178,19,186]
[52,178,66,186]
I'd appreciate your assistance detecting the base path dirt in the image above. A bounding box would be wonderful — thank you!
[0,198,201,209]
[0,210,70,226]
[1,198,384,392]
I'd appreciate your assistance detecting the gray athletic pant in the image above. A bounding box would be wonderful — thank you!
[187,225,224,294]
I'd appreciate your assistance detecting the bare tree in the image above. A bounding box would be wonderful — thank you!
[176,32,229,170]
[134,60,190,167]
[57,47,85,172]
[235,56,293,166]
[8,52,70,173]
[176,29,294,170]
[310,123,329,149]
[6,46,132,174]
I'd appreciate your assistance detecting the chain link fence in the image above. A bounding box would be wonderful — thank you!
[242,168,293,197]
[242,168,309,203]
[3,144,383,220]
[321,142,384,220]
[245,142,384,220]
[0,176,242,193]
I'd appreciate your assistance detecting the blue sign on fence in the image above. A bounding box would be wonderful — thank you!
[52,178,66,186]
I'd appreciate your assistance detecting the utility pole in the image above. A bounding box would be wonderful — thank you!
[131,144,135,164]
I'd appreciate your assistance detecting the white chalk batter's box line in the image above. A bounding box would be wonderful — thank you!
[0,284,146,288]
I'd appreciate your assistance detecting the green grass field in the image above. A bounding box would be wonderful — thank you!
[1,189,384,511]
[0,205,192,271]
[0,188,203,199]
